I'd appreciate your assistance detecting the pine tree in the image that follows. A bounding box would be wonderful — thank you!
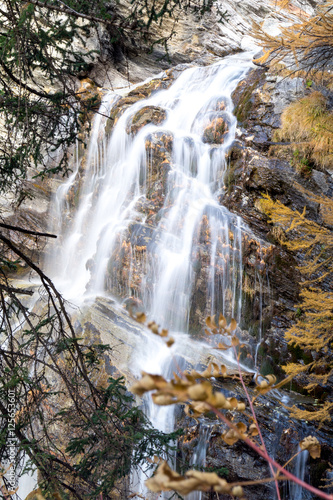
[0,0,218,195]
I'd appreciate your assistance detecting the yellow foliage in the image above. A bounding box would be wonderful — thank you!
[300,436,321,458]
[145,460,236,496]
[283,402,333,425]
[273,91,333,169]
[253,2,333,75]
[260,194,333,393]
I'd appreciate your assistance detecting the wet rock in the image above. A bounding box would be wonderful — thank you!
[202,114,229,144]
[177,378,333,500]
[126,105,167,135]
[128,223,158,248]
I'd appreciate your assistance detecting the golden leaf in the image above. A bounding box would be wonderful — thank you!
[135,312,146,323]
[215,342,229,350]
[220,364,227,376]
[249,423,259,436]
[218,313,227,329]
[189,401,210,417]
[130,373,167,396]
[148,321,159,334]
[231,485,244,497]
[211,392,227,408]
[236,422,247,434]
[212,362,221,377]
[206,316,215,329]
[187,382,211,401]
[152,393,176,405]
[228,397,239,409]
[300,436,321,458]
[222,429,240,445]
[229,318,237,332]
[166,337,175,347]
[231,335,240,346]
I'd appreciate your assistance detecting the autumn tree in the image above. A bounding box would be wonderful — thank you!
[258,191,333,408]
[253,1,333,74]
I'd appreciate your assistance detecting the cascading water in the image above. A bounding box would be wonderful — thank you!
[289,447,310,500]
[186,424,213,500]
[47,52,258,496]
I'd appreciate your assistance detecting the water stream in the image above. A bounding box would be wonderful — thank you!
[186,424,213,500]
[47,52,258,497]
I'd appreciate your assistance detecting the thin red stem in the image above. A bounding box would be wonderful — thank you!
[208,404,333,500]
[232,345,281,500]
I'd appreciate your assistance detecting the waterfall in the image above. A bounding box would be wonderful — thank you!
[186,424,213,500]
[47,52,257,496]
[289,447,310,500]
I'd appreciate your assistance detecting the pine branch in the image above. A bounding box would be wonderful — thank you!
[26,0,119,26]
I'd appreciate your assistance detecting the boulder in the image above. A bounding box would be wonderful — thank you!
[126,105,167,135]
[202,114,229,144]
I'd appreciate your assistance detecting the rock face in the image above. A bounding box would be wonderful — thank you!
[177,378,333,500]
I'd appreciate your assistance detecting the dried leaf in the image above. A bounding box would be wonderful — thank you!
[212,392,227,409]
[300,436,321,458]
[130,373,167,396]
[228,397,239,409]
[231,485,244,497]
[231,335,239,346]
[166,337,175,347]
[220,364,227,376]
[135,312,146,323]
[236,422,247,434]
[249,423,259,436]
[222,429,240,445]
[229,318,237,332]
[218,313,227,329]
[187,381,212,401]
[215,342,229,350]
[206,316,216,329]
[152,393,176,405]
[148,321,159,334]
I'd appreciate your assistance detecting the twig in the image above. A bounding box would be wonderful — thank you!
[0,284,34,296]
[207,404,333,500]
[232,345,282,500]
[0,223,57,238]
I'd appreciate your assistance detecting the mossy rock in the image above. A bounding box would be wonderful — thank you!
[202,115,228,144]
[126,105,167,135]
[232,68,266,125]
[128,75,173,98]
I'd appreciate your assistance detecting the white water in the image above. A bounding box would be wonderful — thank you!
[186,424,213,500]
[47,52,257,497]
[289,447,310,500]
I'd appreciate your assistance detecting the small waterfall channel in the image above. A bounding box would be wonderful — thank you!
[47,52,258,496]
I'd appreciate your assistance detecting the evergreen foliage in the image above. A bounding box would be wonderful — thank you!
[0,0,218,195]
[0,232,180,499]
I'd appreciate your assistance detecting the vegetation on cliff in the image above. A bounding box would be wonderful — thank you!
[0,0,217,195]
